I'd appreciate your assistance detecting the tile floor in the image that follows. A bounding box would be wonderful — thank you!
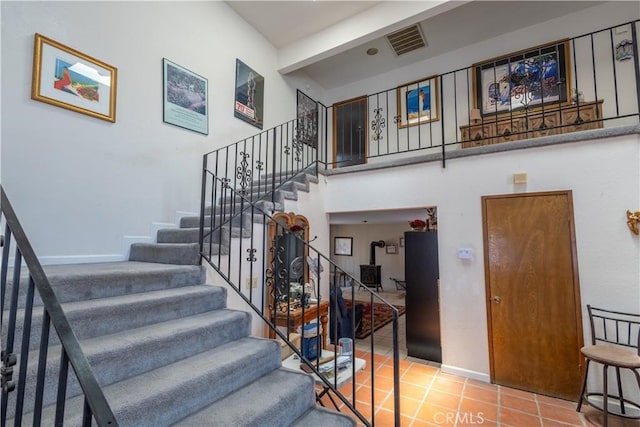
[323,288,639,427]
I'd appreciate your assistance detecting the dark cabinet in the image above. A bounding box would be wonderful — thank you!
[404,231,441,362]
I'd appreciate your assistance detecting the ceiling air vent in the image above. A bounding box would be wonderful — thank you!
[385,24,426,56]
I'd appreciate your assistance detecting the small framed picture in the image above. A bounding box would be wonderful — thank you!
[399,237,405,247]
[396,75,439,128]
[334,237,353,256]
[386,244,397,254]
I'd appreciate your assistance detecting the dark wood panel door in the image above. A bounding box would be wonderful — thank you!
[482,191,583,400]
[333,96,367,168]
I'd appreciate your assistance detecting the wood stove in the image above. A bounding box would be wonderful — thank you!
[360,240,384,292]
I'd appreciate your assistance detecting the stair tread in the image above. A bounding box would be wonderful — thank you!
[293,407,356,426]
[17,337,283,427]
[9,309,252,419]
[173,367,315,426]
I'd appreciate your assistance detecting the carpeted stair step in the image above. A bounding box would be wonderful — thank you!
[15,337,283,427]
[205,199,281,216]
[156,227,231,245]
[293,407,357,426]
[180,213,260,229]
[173,367,316,426]
[7,309,252,419]
[6,261,205,309]
[129,242,200,265]
[10,285,227,352]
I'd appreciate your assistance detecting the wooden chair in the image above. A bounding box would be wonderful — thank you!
[576,305,640,426]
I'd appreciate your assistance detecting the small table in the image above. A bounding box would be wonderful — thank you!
[272,300,329,349]
[282,350,366,409]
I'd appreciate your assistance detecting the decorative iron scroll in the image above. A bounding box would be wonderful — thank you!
[236,151,252,195]
[371,107,386,141]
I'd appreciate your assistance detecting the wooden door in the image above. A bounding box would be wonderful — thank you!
[333,96,367,167]
[482,191,583,400]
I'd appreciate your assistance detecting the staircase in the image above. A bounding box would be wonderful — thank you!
[2,171,354,426]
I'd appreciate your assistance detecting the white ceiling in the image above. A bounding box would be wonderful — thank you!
[227,1,605,89]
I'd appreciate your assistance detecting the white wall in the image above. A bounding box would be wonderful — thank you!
[0,1,319,260]
[324,134,640,380]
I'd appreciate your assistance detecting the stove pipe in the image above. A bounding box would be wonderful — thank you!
[369,240,386,265]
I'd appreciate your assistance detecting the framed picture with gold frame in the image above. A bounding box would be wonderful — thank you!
[473,40,570,117]
[396,75,439,128]
[31,33,117,122]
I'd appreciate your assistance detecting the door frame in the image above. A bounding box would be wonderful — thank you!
[332,95,368,167]
[481,190,584,387]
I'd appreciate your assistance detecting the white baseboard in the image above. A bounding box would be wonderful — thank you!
[38,254,125,265]
[441,364,491,383]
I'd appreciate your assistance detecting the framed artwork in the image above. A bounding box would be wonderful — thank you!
[386,244,397,255]
[234,59,264,129]
[31,33,117,122]
[296,90,318,148]
[396,75,439,128]
[163,58,208,135]
[474,40,570,117]
[399,237,405,247]
[334,237,353,256]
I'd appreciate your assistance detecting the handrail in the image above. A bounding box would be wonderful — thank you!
[199,173,401,426]
[0,186,118,426]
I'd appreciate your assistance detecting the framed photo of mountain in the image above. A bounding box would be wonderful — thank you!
[474,40,570,117]
[234,59,264,129]
[31,33,117,122]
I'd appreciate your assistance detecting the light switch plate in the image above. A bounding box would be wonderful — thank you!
[458,248,473,259]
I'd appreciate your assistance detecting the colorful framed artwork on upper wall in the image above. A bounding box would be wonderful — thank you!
[473,40,570,117]
[163,58,208,135]
[396,75,440,128]
[234,59,264,129]
[31,33,117,122]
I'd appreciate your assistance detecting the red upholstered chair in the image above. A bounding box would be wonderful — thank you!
[576,305,640,426]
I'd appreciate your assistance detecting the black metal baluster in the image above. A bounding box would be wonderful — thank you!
[33,308,51,426]
[82,397,93,427]
[14,275,36,425]
[55,348,70,427]
[610,28,621,117]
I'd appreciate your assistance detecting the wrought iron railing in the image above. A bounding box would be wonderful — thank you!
[199,172,401,426]
[315,19,640,169]
[0,187,118,426]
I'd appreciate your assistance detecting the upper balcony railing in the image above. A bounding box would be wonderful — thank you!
[314,19,640,170]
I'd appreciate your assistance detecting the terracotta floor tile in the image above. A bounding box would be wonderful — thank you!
[462,384,499,404]
[376,364,397,379]
[407,362,440,376]
[501,393,540,415]
[501,386,538,400]
[374,408,413,427]
[537,394,580,410]
[400,381,429,401]
[538,402,585,425]
[458,419,499,427]
[403,372,436,387]
[385,395,422,418]
[459,397,499,422]
[355,385,391,406]
[466,379,497,391]
[424,389,461,410]
[370,374,397,391]
[500,407,543,426]
[541,418,584,427]
[431,376,465,394]
[415,402,457,426]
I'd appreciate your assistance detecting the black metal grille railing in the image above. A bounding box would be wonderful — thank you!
[314,19,640,169]
[199,173,401,427]
[0,187,118,426]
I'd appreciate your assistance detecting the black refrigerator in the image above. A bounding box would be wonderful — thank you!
[404,231,441,362]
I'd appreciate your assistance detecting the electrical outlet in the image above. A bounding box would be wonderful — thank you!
[245,277,258,289]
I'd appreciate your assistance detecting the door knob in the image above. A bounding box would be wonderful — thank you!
[492,296,501,304]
